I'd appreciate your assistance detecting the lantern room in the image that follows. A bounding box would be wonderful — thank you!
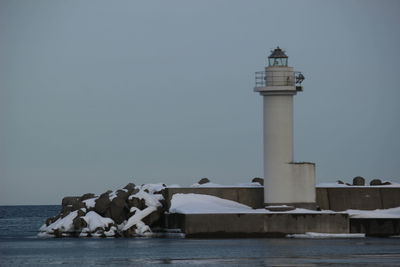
[268,47,288,67]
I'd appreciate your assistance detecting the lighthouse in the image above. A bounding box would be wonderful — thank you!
[254,47,316,209]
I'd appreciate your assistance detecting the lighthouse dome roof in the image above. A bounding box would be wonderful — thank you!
[268,47,288,58]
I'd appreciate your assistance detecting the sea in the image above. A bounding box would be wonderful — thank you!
[0,205,399,267]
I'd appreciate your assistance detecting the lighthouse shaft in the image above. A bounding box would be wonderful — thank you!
[264,94,294,166]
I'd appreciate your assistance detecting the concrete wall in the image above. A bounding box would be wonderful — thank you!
[165,213,349,237]
[164,187,400,211]
[316,187,400,211]
[350,218,400,237]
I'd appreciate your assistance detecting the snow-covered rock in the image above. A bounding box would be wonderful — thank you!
[40,211,78,237]
[39,182,166,238]
[83,197,97,209]
[129,189,163,208]
[82,211,115,232]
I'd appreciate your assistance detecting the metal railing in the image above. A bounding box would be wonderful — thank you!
[255,71,304,88]
[255,71,266,87]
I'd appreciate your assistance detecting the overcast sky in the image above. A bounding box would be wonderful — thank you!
[1,0,399,205]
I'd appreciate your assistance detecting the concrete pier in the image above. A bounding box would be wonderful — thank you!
[163,187,400,237]
[165,212,349,237]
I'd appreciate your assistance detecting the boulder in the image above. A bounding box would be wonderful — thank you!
[381,181,392,185]
[53,229,63,238]
[159,199,168,212]
[46,214,61,226]
[72,201,86,211]
[61,205,75,218]
[73,216,87,230]
[131,188,140,195]
[110,196,129,224]
[127,196,146,210]
[123,183,136,193]
[142,208,162,226]
[115,190,129,200]
[198,178,210,185]
[61,204,74,214]
[337,180,345,184]
[252,177,264,185]
[104,208,112,219]
[77,209,86,217]
[352,176,365,186]
[61,196,81,207]
[370,179,383,186]
[122,225,137,237]
[80,193,96,201]
[94,195,111,216]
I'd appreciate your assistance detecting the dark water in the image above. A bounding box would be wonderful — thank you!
[1,206,400,266]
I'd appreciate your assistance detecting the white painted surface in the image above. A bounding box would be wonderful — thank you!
[290,163,316,203]
[256,63,316,206]
[263,94,295,204]
[265,66,295,87]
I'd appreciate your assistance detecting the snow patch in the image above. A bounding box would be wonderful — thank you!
[287,232,365,239]
[109,191,118,201]
[169,194,342,215]
[140,183,165,194]
[82,211,114,232]
[129,189,163,208]
[190,182,262,188]
[122,206,157,234]
[83,197,97,209]
[346,207,400,219]
[41,211,78,233]
[170,193,255,214]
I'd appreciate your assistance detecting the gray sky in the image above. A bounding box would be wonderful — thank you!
[1,0,399,205]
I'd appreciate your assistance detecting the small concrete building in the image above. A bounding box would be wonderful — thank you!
[254,47,316,209]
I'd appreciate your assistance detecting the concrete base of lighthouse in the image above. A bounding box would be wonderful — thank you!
[264,162,317,209]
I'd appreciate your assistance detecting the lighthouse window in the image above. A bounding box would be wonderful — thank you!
[268,58,288,67]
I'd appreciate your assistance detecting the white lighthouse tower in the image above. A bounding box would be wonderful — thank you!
[254,47,316,209]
